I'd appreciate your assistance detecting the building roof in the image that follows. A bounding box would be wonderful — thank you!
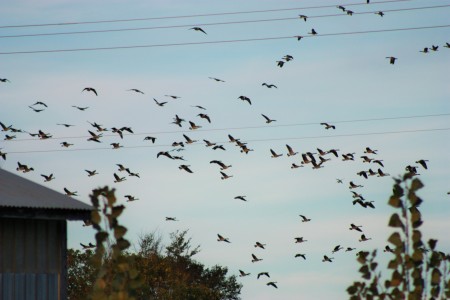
[0,168,93,220]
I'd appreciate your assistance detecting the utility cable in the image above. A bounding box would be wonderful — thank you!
[0,0,423,29]
[1,24,449,55]
[0,5,447,39]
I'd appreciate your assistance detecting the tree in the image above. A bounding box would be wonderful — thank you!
[347,174,450,299]
[67,187,241,299]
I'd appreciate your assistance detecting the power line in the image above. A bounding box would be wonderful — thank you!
[5,113,450,142]
[0,0,421,29]
[1,5,447,39]
[5,127,450,155]
[1,24,449,55]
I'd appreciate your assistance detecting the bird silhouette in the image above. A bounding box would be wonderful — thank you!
[416,159,429,169]
[346,10,354,16]
[57,123,75,127]
[384,245,394,253]
[0,78,11,83]
[320,122,335,129]
[322,255,334,262]
[295,253,306,259]
[157,151,174,159]
[294,237,307,243]
[375,11,384,17]
[144,136,156,143]
[254,242,266,249]
[282,55,294,61]
[128,89,144,94]
[430,45,439,51]
[251,254,263,263]
[359,234,372,242]
[165,217,178,221]
[298,15,308,21]
[420,47,429,53]
[189,121,202,130]
[234,195,247,201]
[208,77,225,82]
[165,95,181,99]
[299,215,311,222]
[262,83,277,88]
[153,98,167,107]
[183,134,197,144]
[179,165,193,173]
[332,245,343,253]
[190,27,207,34]
[266,282,278,288]
[276,60,285,68]
[220,171,233,180]
[258,272,270,279]
[113,173,126,183]
[238,96,251,105]
[41,174,55,182]
[82,87,97,95]
[309,28,318,35]
[217,234,231,243]
[72,106,89,111]
[270,149,283,158]
[239,270,250,277]
[337,5,346,12]
[28,106,44,112]
[210,160,232,170]
[350,224,363,232]
[85,169,98,177]
[386,57,397,64]
[124,195,139,202]
[32,101,48,107]
[198,113,211,123]
[64,187,78,196]
[262,114,276,124]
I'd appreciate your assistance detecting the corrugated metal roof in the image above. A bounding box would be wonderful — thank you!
[0,168,93,211]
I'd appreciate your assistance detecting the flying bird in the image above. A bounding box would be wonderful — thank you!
[85,170,98,177]
[157,151,174,159]
[189,121,202,130]
[64,188,78,196]
[198,113,211,123]
[153,98,167,107]
[238,95,251,105]
[299,215,311,222]
[295,253,306,259]
[220,171,233,180]
[28,106,44,112]
[420,47,429,53]
[350,223,363,232]
[416,159,429,169]
[262,83,277,88]
[386,57,397,64]
[309,28,318,35]
[254,242,266,249]
[113,173,126,183]
[217,234,231,243]
[298,15,308,21]
[266,282,278,288]
[375,11,384,17]
[234,195,247,202]
[124,195,139,202]
[61,142,73,148]
[320,122,335,129]
[41,174,55,182]
[165,217,178,221]
[258,272,270,279]
[192,105,207,110]
[165,95,181,99]
[210,160,232,170]
[189,27,207,34]
[337,5,346,11]
[208,77,225,82]
[332,245,343,253]
[322,255,334,262]
[127,89,144,94]
[294,237,307,243]
[179,164,193,173]
[251,254,263,263]
[239,270,250,277]
[0,78,11,83]
[270,149,283,158]
[276,60,285,68]
[262,114,276,124]
[57,123,75,127]
[72,106,89,111]
[31,101,48,107]
[82,87,98,95]
[144,136,156,143]
[282,55,294,61]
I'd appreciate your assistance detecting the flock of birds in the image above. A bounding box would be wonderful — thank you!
[0,77,432,289]
[0,1,447,292]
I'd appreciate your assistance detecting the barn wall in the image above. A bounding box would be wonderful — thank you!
[0,218,66,300]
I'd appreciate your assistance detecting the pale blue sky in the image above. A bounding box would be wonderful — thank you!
[1,0,449,299]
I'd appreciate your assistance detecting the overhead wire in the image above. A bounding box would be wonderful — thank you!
[1,5,448,39]
[1,24,449,55]
[0,0,424,29]
[4,112,450,142]
[5,127,450,155]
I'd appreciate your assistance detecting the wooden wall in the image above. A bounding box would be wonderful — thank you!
[0,218,66,300]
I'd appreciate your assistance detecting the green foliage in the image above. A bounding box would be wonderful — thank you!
[347,175,450,300]
[67,194,241,300]
[89,186,143,300]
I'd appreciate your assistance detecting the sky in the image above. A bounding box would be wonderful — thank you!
[1,0,449,299]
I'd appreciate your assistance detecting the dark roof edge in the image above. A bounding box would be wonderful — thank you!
[0,206,92,221]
